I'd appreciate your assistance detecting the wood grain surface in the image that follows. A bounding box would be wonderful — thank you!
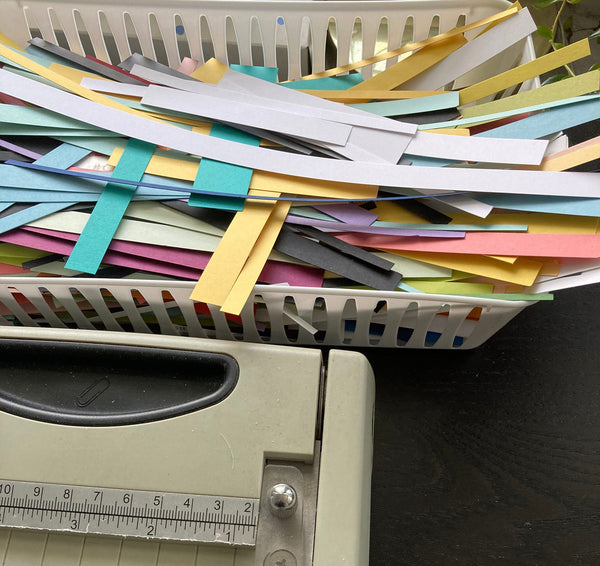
[363,284,600,565]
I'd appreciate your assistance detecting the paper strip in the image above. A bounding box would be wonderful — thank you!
[16,226,324,288]
[350,92,459,117]
[458,38,592,106]
[188,196,282,305]
[312,203,377,225]
[285,216,465,237]
[482,96,600,140]
[0,138,42,160]
[534,135,600,172]
[299,6,519,79]
[65,138,155,273]
[401,9,537,91]
[404,130,547,165]
[189,123,259,211]
[0,143,90,234]
[140,84,352,146]
[135,64,417,136]
[460,69,599,119]
[395,251,543,286]
[349,35,468,92]
[338,232,600,258]
[219,199,291,314]
[275,227,403,291]
[2,69,598,198]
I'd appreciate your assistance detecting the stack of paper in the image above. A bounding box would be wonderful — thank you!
[0,4,598,316]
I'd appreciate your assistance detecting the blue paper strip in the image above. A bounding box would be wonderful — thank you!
[350,92,459,117]
[0,143,91,234]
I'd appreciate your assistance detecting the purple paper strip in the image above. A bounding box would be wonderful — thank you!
[312,203,378,226]
[0,138,43,160]
[285,215,465,238]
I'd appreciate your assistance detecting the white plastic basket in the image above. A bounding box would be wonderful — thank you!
[0,0,538,348]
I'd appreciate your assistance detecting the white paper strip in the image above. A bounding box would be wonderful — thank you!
[402,9,537,91]
[132,64,417,135]
[141,84,351,146]
[1,69,598,199]
[405,131,548,165]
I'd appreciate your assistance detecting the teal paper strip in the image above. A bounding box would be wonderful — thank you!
[231,64,279,82]
[189,66,277,211]
[65,138,155,273]
[283,74,364,90]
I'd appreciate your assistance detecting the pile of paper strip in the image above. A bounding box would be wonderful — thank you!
[0,4,598,315]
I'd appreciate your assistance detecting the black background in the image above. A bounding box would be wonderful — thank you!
[364,119,600,565]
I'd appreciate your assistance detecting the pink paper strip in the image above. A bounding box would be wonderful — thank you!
[177,57,199,75]
[12,227,325,287]
[336,232,600,258]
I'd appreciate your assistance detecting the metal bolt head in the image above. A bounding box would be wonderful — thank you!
[264,549,297,566]
[268,483,297,518]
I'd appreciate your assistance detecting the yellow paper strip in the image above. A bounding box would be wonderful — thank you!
[190,58,229,83]
[298,6,519,79]
[404,280,495,295]
[107,149,379,200]
[393,251,543,286]
[220,198,291,315]
[535,135,600,172]
[451,212,599,234]
[189,195,279,306]
[460,70,600,118]
[348,35,468,92]
[0,43,163,122]
[420,128,471,136]
[458,38,591,106]
[298,90,442,102]
[47,63,110,84]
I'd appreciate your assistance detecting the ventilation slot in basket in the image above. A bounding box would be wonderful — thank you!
[47,8,69,49]
[123,12,143,56]
[368,300,388,346]
[397,301,418,347]
[174,14,192,62]
[250,17,265,67]
[199,15,216,62]
[98,11,120,64]
[148,13,168,65]
[275,16,289,81]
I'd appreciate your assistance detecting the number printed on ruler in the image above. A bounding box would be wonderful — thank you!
[0,479,259,546]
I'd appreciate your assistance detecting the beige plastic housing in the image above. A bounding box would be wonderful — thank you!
[0,326,375,565]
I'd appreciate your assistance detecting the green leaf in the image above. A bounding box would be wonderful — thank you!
[589,62,600,72]
[567,0,584,4]
[541,74,569,85]
[553,42,565,49]
[534,0,562,7]
[537,25,554,40]
[590,28,600,40]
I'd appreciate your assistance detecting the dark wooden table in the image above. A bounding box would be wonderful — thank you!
[364,118,600,565]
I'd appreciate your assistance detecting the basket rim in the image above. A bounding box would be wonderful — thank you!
[0,276,537,309]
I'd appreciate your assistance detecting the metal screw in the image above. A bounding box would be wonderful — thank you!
[268,483,297,518]
[264,549,297,566]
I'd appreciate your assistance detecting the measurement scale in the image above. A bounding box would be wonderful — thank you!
[0,327,375,565]
[0,480,258,545]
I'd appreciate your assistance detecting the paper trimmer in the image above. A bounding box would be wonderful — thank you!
[0,327,374,566]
